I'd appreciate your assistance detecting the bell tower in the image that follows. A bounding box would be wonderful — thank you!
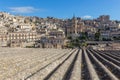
[72,14,77,34]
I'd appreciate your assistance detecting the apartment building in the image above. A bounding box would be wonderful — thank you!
[0,31,37,47]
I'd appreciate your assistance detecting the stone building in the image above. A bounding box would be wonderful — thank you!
[8,32,37,47]
[0,31,37,47]
[37,36,64,48]
[65,16,97,37]
[97,15,110,22]
[48,29,65,38]
[35,29,65,48]
[66,16,77,36]
[0,27,8,47]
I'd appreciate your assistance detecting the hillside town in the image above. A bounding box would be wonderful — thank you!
[0,12,120,49]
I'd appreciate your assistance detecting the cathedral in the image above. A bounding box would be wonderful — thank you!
[65,15,86,37]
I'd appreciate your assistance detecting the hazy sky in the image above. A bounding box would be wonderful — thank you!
[0,0,120,20]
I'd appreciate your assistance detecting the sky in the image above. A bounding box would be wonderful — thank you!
[0,0,120,20]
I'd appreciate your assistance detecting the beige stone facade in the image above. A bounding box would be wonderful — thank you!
[0,32,37,47]
[66,17,96,37]
[39,36,64,48]
[35,29,65,49]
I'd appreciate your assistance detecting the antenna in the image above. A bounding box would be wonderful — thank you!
[73,13,75,18]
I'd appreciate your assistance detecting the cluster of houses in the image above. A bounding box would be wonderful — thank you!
[0,12,65,48]
[0,12,120,48]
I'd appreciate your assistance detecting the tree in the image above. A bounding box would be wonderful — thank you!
[85,32,88,38]
[94,29,101,41]
[67,36,72,40]
[79,32,88,41]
